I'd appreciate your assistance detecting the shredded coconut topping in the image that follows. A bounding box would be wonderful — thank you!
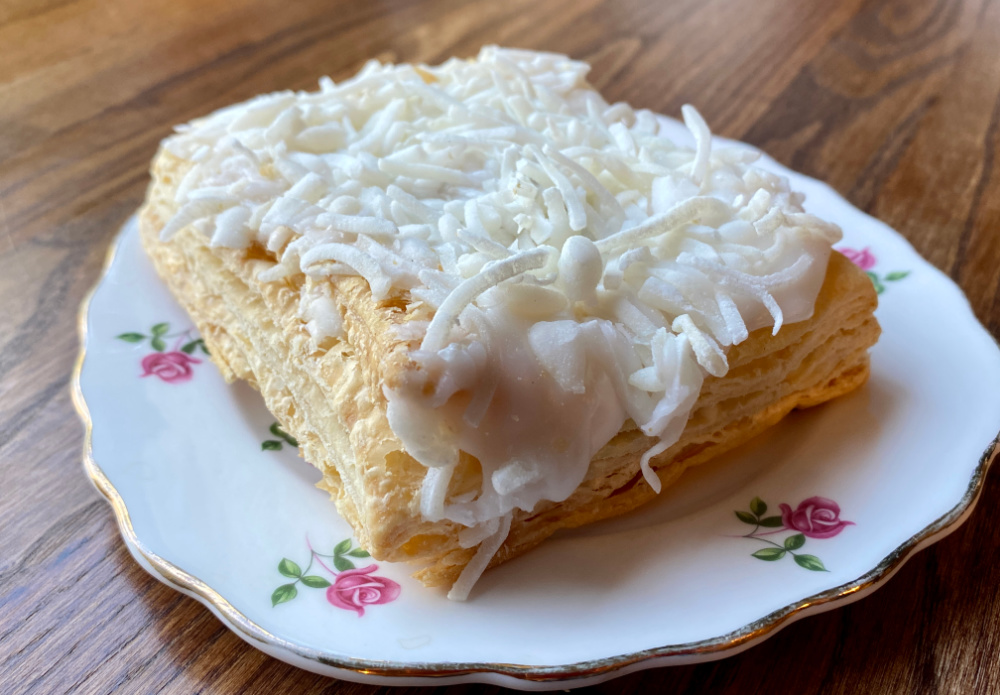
[161,47,841,598]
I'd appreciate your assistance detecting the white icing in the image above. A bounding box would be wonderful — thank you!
[160,47,842,597]
[298,281,344,346]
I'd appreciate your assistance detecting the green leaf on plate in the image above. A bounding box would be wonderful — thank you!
[885,271,910,282]
[300,575,331,588]
[752,548,786,561]
[735,510,758,525]
[150,336,166,352]
[333,539,352,555]
[117,332,145,343]
[181,339,202,354]
[784,533,806,550]
[347,548,370,558]
[794,554,827,572]
[277,558,301,578]
[750,497,767,516]
[333,555,355,572]
[270,422,299,447]
[866,271,885,294]
[151,322,170,336]
[759,516,784,528]
[271,584,297,606]
[262,440,282,451]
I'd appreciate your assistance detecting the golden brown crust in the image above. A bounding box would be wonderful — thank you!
[139,148,880,588]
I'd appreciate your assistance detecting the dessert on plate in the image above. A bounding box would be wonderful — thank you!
[138,47,880,599]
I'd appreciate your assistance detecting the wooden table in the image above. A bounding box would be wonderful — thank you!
[3,0,1000,692]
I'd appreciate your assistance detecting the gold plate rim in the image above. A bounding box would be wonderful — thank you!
[72,218,1000,685]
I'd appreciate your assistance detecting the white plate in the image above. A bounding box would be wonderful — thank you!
[74,120,1000,689]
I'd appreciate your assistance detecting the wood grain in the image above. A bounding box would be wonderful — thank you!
[2,0,999,692]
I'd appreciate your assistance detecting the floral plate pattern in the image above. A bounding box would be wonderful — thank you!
[270,537,401,616]
[74,118,1000,689]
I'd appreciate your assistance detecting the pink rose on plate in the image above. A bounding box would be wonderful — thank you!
[839,246,877,271]
[779,497,854,539]
[140,351,201,383]
[326,565,401,617]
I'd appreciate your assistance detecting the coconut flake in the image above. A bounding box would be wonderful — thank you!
[595,197,731,253]
[420,465,455,521]
[160,198,235,240]
[300,241,393,298]
[421,247,552,352]
[447,513,512,601]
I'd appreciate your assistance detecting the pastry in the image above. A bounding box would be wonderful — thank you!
[138,47,880,599]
